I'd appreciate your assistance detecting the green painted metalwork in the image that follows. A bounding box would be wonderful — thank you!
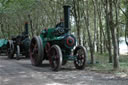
[40,28,55,47]
[39,26,76,61]
[40,28,67,48]
[63,55,77,61]
[0,39,8,48]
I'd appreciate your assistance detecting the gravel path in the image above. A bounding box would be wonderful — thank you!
[0,56,128,85]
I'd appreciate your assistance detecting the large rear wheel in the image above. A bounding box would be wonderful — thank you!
[74,45,87,70]
[29,36,44,66]
[49,45,62,71]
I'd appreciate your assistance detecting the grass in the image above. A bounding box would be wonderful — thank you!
[87,52,128,75]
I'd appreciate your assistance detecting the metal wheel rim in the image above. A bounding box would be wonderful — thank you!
[74,45,87,69]
[30,37,39,65]
[16,45,20,60]
[75,49,85,66]
[49,45,62,71]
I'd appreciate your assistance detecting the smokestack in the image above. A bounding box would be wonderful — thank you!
[24,22,28,34]
[63,5,70,32]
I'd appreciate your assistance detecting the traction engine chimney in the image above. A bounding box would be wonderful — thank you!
[63,5,70,32]
[25,22,28,34]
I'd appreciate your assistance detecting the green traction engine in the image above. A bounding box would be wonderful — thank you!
[29,6,87,71]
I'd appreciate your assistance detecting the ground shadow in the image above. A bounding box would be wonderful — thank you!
[0,55,78,72]
[16,59,78,73]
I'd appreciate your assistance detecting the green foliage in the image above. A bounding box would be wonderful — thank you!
[0,0,126,38]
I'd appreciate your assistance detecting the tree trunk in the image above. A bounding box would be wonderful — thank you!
[73,0,81,45]
[28,14,34,37]
[92,0,97,53]
[109,0,119,69]
[84,0,95,64]
[105,0,113,63]
[115,0,120,55]
[125,1,128,46]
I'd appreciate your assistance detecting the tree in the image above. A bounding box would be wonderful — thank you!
[109,0,120,69]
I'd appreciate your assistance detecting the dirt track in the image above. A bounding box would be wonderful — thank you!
[0,56,128,85]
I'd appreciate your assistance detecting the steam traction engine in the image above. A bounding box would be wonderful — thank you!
[30,6,87,71]
[7,22,30,59]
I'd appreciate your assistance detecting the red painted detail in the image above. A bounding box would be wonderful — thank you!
[30,51,35,64]
[25,22,28,24]
[66,36,74,46]
[45,42,50,53]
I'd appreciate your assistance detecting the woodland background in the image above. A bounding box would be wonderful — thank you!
[0,0,128,71]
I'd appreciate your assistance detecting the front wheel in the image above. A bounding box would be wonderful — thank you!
[74,45,87,70]
[7,40,14,59]
[16,45,20,60]
[49,45,62,71]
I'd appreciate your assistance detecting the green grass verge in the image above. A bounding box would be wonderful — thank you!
[87,53,128,75]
